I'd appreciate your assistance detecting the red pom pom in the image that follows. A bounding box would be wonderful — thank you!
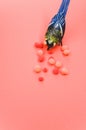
[38,43,44,48]
[63,49,70,56]
[48,56,56,65]
[38,77,44,81]
[52,67,59,75]
[55,61,62,68]
[60,67,69,75]
[43,67,48,73]
[34,65,41,73]
[37,49,44,56]
[34,42,44,48]
[38,56,45,62]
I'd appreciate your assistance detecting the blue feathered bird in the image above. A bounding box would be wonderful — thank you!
[45,0,70,50]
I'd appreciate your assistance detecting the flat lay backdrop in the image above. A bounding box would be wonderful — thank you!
[0,0,86,129]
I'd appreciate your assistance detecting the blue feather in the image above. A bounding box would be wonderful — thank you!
[58,0,70,17]
[49,0,70,26]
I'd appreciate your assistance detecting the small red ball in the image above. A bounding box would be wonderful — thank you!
[34,65,41,73]
[60,67,69,75]
[48,56,56,65]
[34,42,40,48]
[37,49,44,56]
[39,43,44,48]
[63,49,70,56]
[43,67,48,73]
[38,77,44,82]
[34,42,44,48]
[52,67,59,75]
[55,61,62,68]
[38,56,45,62]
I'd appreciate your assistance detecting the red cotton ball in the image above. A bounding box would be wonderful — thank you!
[62,49,70,56]
[34,42,40,48]
[52,67,59,75]
[55,61,62,68]
[48,56,56,65]
[34,42,44,48]
[38,55,45,62]
[34,65,41,73]
[39,43,44,48]
[60,67,69,75]
[37,49,44,56]
[38,77,44,82]
[43,67,48,73]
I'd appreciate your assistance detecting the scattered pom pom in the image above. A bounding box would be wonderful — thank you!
[38,43,44,48]
[38,56,45,62]
[34,42,40,48]
[37,49,44,56]
[43,67,48,73]
[34,42,44,48]
[38,77,44,82]
[52,67,59,75]
[60,67,69,75]
[34,41,70,81]
[63,49,70,56]
[55,61,62,68]
[34,65,41,73]
[48,56,56,65]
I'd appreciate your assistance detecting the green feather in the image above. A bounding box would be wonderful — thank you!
[45,29,61,44]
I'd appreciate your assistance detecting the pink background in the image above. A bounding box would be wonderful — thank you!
[0,0,86,129]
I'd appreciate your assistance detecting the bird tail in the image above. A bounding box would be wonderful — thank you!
[58,0,70,18]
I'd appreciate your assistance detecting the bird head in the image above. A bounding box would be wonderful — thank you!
[45,31,57,50]
[45,24,62,50]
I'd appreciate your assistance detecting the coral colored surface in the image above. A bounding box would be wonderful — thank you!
[0,0,86,129]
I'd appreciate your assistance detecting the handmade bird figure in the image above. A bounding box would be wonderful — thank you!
[45,0,70,50]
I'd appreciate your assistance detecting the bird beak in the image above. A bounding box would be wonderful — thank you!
[53,43,56,46]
